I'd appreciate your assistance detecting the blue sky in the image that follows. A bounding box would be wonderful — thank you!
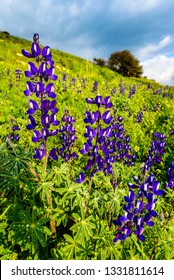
[1,0,174,85]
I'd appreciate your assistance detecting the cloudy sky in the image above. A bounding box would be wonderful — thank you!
[1,0,174,85]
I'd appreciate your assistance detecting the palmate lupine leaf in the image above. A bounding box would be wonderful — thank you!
[70,215,96,245]
[62,234,90,260]
[11,210,50,249]
[0,172,20,194]
[0,204,13,220]
[2,154,29,174]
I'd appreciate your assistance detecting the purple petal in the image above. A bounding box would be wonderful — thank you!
[86,98,94,104]
[103,96,112,108]
[76,172,85,183]
[48,92,56,98]
[49,148,58,160]
[28,62,38,75]
[22,49,32,58]
[39,62,47,75]
[24,71,33,78]
[102,110,112,124]
[149,210,157,217]
[146,221,154,226]
[41,100,50,112]
[31,42,41,57]
[36,82,45,93]
[42,46,52,60]
[33,148,45,160]
[32,130,41,142]
[50,129,58,136]
[41,114,50,127]
[49,114,59,126]
[155,190,164,196]
[42,128,49,141]
[80,142,90,154]
[95,95,102,107]
[137,234,145,242]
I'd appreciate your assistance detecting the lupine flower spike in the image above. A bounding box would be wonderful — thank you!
[22,33,59,172]
[113,174,164,242]
[59,109,78,162]
[77,95,135,183]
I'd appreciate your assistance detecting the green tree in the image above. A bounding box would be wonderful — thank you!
[93,57,107,67]
[108,50,143,78]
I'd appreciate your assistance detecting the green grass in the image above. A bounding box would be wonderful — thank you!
[0,31,174,260]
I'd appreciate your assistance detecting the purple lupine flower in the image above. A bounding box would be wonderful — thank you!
[33,33,39,43]
[92,81,98,92]
[76,172,85,183]
[136,111,143,123]
[26,115,37,130]
[49,148,58,160]
[6,122,20,145]
[62,73,67,82]
[109,113,136,166]
[70,77,76,86]
[128,85,136,98]
[25,62,38,79]
[58,109,78,162]
[142,132,166,174]
[147,82,151,89]
[22,34,59,162]
[42,46,53,62]
[119,84,125,95]
[170,128,174,135]
[113,174,164,242]
[78,96,136,183]
[24,81,36,96]
[15,69,22,82]
[102,96,112,108]
[77,95,114,181]
[165,159,174,188]
[35,82,56,98]
[12,125,20,131]
[27,100,39,115]
[81,78,86,88]
[110,87,116,95]
[33,147,46,160]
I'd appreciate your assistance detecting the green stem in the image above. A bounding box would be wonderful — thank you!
[46,189,57,239]
[43,140,48,175]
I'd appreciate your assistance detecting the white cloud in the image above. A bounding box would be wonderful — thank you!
[136,35,174,85]
[137,35,172,59]
[142,55,174,85]
[0,0,17,13]
[110,0,163,15]
[57,34,104,61]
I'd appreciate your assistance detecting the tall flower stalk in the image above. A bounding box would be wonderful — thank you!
[113,174,164,242]
[77,95,113,186]
[142,132,165,176]
[22,34,59,238]
[77,95,135,189]
[59,109,78,162]
[166,159,174,189]
[22,33,59,174]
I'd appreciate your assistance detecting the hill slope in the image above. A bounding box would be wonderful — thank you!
[0,31,174,261]
[0,31,173,156]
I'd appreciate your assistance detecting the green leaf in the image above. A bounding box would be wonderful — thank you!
[0,204,12,220]
[72,213,81,221]
[63,234,75,244]
[34,228,47,247]
[19,210,32,223]
[36,217,49,226]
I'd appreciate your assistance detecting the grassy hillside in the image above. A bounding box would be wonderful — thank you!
[0,31,174,260]
[0,31,173,152]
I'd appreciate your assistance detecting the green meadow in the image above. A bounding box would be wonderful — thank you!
[0,31,174,260]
